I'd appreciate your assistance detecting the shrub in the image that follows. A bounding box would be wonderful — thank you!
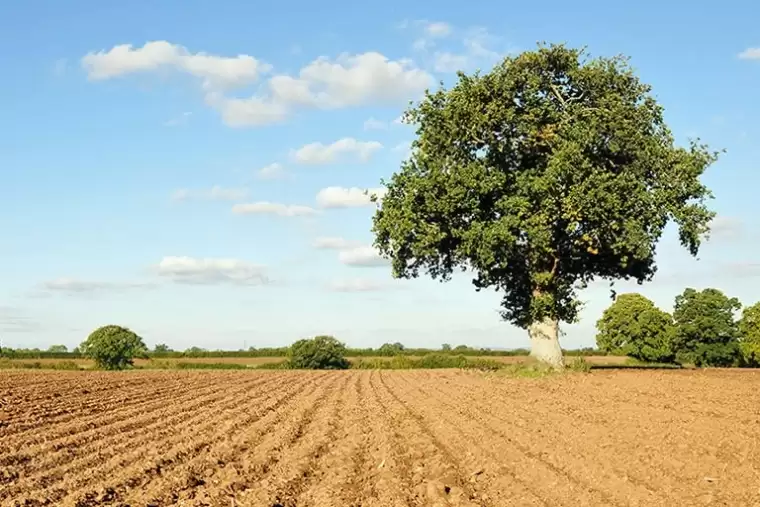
[568,357,591,373]
[288,335,350,370]
[80,325,148,370]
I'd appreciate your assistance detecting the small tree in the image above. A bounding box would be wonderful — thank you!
[153,343,172,353]
[47,344,68,353]
[80,325,148,370]
[595,293,676,363]
[441,343,452,352]
[673,288,740,367]
[738,302,760,367]
[289,335,350,370]
[371,43,718,368]
[378,342,405,356]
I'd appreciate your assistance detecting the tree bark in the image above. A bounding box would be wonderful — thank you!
[528,317,565,369]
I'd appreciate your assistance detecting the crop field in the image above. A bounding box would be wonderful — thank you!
[1,370,759,506]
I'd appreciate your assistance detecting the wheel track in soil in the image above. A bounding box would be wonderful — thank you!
[430,370,746,503]
[8,372,319,507]
[235,371,354,506]
[290,370,373,507]
[394,372,631,506]
[375,370,493,507]
[380,371,553,506]
[1,374,284,501]
[115,371,340,506]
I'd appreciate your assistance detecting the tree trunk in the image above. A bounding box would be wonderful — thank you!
[528,317,564,369]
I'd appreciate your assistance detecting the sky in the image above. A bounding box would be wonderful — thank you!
[1,0,759,351]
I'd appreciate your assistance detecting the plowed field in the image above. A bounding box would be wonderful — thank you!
[1,369,759,506]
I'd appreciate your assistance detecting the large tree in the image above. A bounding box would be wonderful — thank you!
[371,44,718,368]
[672,288,740,367]
[595,293,676,363]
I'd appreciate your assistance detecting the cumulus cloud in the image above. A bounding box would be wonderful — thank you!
[171,186,249,202]
[256,162,287,180]
[292,138,383,164]
[316,186,387,208]
[42,278,154,294]
[312,236,360,250]
[738,48,760,60]
[232,201,318,217]
[83,42,434,127]
[328,277,397,292]
[338,245,389,267]
[82,41,271,89]
[157,256,269,285]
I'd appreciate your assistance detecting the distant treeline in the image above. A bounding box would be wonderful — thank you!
[0,344,613,359]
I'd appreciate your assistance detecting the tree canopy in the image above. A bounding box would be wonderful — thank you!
[595,293,676,363]
[80,325,148,370]
[738,302,760,366]
[372,43,718,367]
[288,335,350,370]
[673,288,740,367]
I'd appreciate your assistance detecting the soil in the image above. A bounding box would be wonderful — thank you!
[0,369,758,506]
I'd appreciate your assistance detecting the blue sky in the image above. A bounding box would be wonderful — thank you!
[1,0,758,351]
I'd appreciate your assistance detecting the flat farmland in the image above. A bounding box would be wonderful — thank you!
[1,370,759,506]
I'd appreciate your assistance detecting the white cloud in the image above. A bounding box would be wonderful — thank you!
[425,22,452,37]
[210,52,433,127]
[293,138,383,164]
[83,43,434,127]
[328,277,397,292]
[82,41,271,89]
[164,111,192,127]
[256,162,286,180]
[313,236,360,250]
[232,201,318,217]
[316,186,387,209]
[157,256,269,285]
[339,245,389,267]
[363,117,388,130]
[738,48,760,60]
[171,185,249,202]
[43,278,154,293]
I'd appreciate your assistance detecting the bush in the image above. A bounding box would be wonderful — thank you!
[350,354,503,371]
[739,302,760,367]
[288,335,350,370]
[568,357,591,373]
[80,325,148,370]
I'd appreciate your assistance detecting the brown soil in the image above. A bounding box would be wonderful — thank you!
[1,369,758,506]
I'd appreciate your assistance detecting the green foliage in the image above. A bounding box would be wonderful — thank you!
[596,293,676,363]
[738,302,760,367]
[673,288,740,367]
[47,344,68,353]
[288,335,350,370]
[80,325,148,370]
[173,362,247,370]
[0,359,81,370]
[350,354,503,371]
[441,343,452,352]
[371,43,717,352]
[378,342,406,356]
[567,357,591,373]
[153,343,172,353]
